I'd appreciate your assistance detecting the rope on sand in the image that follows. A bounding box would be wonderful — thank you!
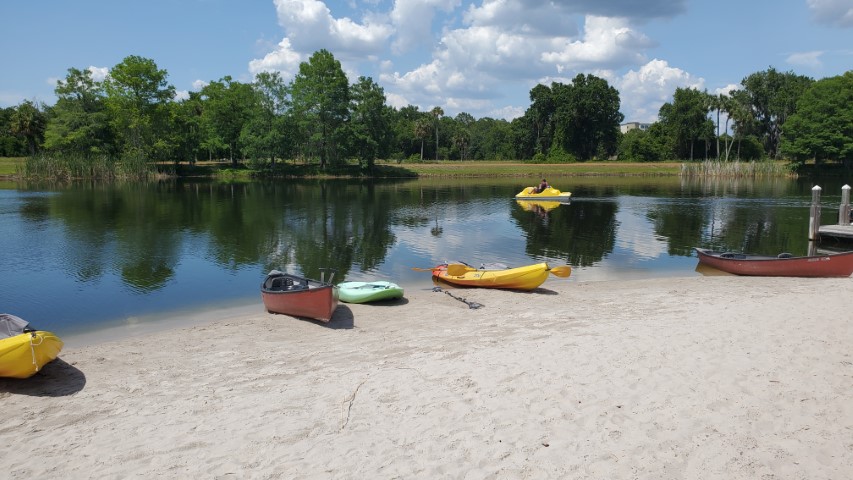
[432,286,483,309]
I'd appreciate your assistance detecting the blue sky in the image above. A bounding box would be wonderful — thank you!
[1,0,851,122]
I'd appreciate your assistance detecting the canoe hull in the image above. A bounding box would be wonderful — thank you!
[432,262,550,290]
[261,273,339,322]
[515,186,571,202]
[694,248,853,277]
[338,281,404,304]
[0,331,64,379]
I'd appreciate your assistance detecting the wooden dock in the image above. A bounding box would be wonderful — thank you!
[819,224,853,241]
[812,185,853,243]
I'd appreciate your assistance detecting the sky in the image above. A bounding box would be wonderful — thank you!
[1,0,851,123]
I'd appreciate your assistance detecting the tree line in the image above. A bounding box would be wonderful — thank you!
[2,49,850,176]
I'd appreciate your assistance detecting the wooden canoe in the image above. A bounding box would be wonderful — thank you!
[261,271,339,322]
[694,247,853,277]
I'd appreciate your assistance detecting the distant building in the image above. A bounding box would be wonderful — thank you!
[620,122,651,134]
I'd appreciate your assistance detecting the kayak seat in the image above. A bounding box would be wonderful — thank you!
[777,253,793,258]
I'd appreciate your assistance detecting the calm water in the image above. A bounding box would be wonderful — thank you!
[2,175,851,336]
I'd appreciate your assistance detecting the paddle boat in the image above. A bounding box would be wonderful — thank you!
[338,281,404,304]
[261,270,339,322]
[694,248,853,277]
[515,186,571,202]
[0,313,64,379]
[516,199,566,213]
[427,262,571,290]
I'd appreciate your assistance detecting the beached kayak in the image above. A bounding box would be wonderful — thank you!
[1,314,64,379]
[338,281,404,304]
[431,262,570,290]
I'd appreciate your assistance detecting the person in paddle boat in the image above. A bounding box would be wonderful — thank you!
[533,179,549,194]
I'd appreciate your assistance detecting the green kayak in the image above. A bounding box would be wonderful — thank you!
[338,281,404,304]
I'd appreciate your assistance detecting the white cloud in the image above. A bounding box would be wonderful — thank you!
[174,90,190,101]
[88,66,109,82]
[616,59,704,122]
[541,16,652,70]
[391,0,460,53]
[786,50,824,69]
[248,38,303,79]
[712,83,740,96]
[807,0,853,27]
[271,0,392,55]
[463,0,579,37]
[249,1,691,121]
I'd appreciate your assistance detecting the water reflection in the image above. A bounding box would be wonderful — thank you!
[2,175,852,334]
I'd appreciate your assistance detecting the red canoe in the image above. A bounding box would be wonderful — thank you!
[694,248,853,277]
[261,271,339,322]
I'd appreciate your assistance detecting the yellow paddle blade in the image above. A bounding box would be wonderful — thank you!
[548,265,572,277]
[446,264,477,276]
[410,267,435,272]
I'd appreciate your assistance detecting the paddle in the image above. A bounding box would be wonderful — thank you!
[548,265,572,277]
[445,264,478,276]
[445,263,572,277]
[410,267,437,272]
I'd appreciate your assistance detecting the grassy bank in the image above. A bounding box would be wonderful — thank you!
[0,157,24,176]
[396,161,681,177]
[2,156,811,180]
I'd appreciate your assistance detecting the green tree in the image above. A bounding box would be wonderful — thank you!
[527,84,555,155]
[739,67,813,159]
[727,89,761,160]
[347,76,392,170]
[291,49,350,168]
[9,100,47,155]
[657,87,713,160]
[782,71,853,165]
[44,67,113,155]
[241,71,293,166]
[469,117,515,160]
[388,104,423,162]
[555,74,623,161]
[104,55,175,160]
[617,128,665,162]
[0,107,27,156]
[169,91,204,165]
[199,76,256,166]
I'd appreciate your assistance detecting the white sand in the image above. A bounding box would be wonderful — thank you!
[1,276,851,479]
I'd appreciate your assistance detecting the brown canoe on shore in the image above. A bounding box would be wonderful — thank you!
[694,247,853,277]
[261,271,339,322]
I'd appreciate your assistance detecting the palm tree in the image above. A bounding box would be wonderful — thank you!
[414,118,430,161]
[431,106,443,160]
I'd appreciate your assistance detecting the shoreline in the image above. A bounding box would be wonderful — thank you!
[2,275,851,478]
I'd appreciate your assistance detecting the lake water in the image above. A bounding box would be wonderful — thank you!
[2,175,851,336]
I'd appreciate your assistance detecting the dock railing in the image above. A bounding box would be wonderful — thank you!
[838,184,851,226]
[811,184,853,245]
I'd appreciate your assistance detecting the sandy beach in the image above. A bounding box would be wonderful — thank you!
[2,276,851,479]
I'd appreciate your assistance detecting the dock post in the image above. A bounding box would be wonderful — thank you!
[839,184,851,225]
[809,185,821,241]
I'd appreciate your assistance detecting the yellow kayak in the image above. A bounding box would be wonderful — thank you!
[432,262,570,290]
[1,314,64,379]
[515,186,571,202]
